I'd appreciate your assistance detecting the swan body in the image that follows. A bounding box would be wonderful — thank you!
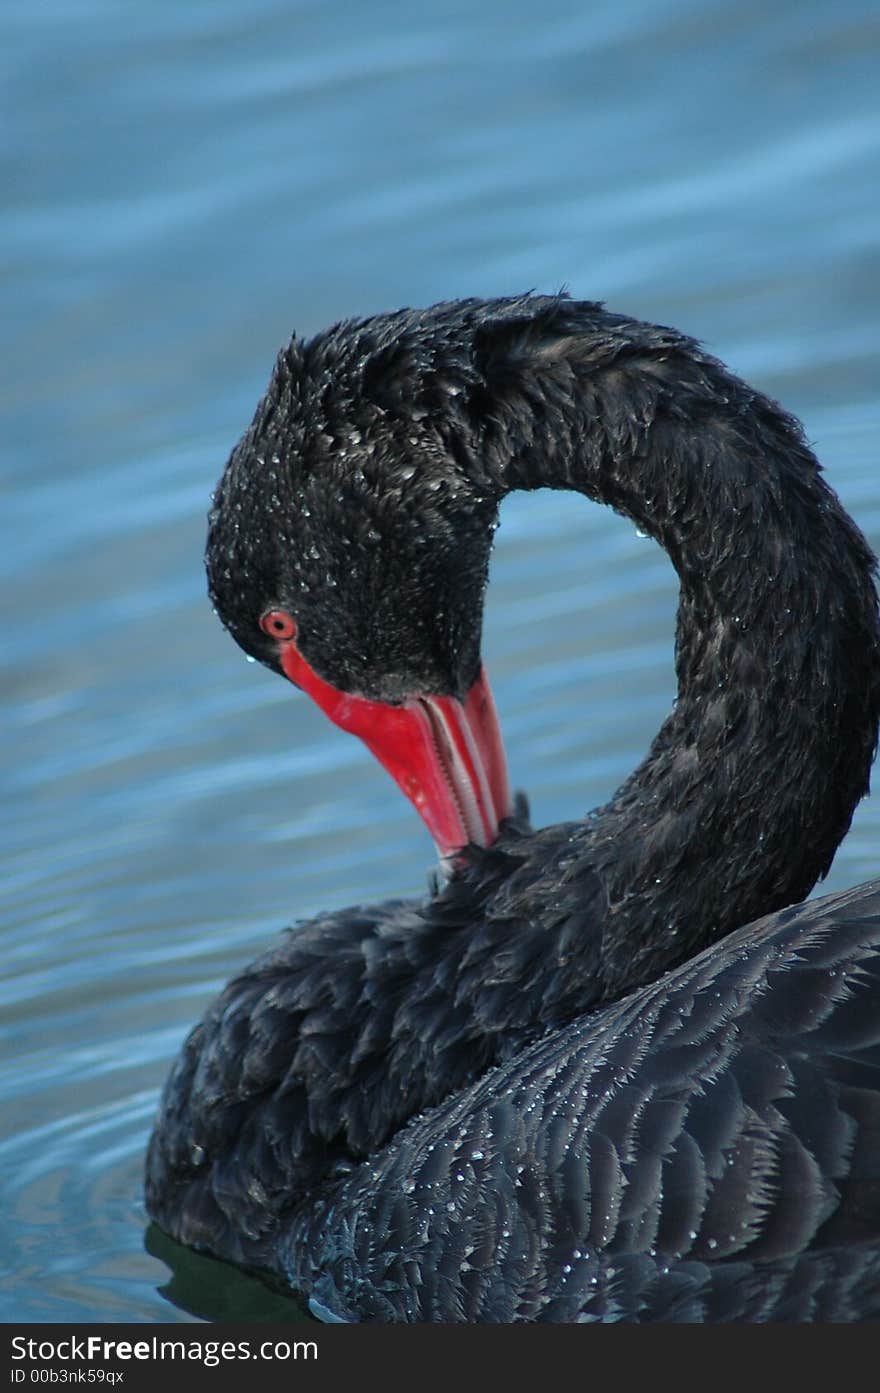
[147,295,880,1321]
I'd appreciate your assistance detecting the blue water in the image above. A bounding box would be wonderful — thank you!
[2,0,879,1323]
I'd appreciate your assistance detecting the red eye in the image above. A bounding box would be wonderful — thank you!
[259,609,297,640]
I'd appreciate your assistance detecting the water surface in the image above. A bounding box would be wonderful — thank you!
[2,0,879,1322]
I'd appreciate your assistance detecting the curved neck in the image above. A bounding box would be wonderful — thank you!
[479,322,880,989]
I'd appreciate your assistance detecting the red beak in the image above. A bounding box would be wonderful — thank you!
[278,641,511,859]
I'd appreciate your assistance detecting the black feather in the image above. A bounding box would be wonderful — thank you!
[147,295,880,1321]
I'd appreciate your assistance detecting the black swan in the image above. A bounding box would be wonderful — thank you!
[147,294,880,1322]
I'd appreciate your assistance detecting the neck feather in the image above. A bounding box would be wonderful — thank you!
[479,315,880,988]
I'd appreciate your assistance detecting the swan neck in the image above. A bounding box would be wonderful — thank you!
[486,331,880,959]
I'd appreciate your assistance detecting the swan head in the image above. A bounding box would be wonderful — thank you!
[206,303,516,856]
